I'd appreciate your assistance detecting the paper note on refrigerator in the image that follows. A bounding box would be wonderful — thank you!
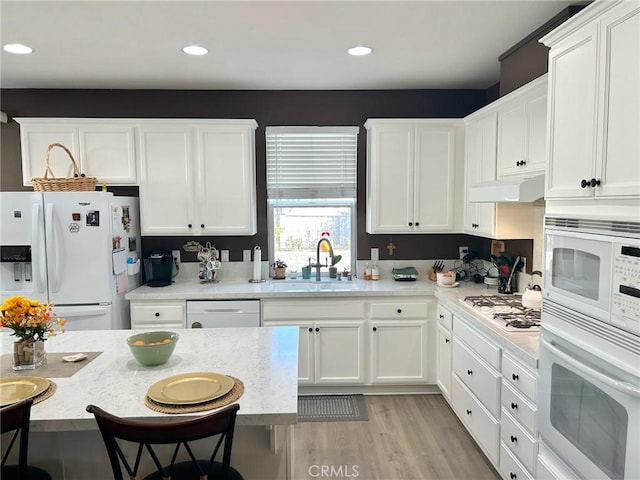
[115,273,128,294]
[112,248,127,275]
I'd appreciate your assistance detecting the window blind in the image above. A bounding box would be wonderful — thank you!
[266,126,358,200]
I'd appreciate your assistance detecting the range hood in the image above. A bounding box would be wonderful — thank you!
[468,175,545,203]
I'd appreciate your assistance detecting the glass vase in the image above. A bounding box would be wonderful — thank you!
[12,338,47,370]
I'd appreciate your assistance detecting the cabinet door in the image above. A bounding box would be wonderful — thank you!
[464,112,497,237]
[414,127,455,231]
[138,126,194,235]
[79,125,136,184]
[596,2,640,198]
[545,23,598,199]
[264,320,314,384]
[436,323,452,399]
[366,126,414,233]
[497,81,547,179]
[195,126,257,235]
[497,97,526,176]
[19,125,78,186]
[315,321,365,384]
[370,320,427,383]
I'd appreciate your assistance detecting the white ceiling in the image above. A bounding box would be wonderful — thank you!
[1,0,583,90]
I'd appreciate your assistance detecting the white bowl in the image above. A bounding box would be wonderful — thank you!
[436,271,456,285]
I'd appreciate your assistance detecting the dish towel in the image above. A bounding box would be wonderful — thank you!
[392,267,419,276]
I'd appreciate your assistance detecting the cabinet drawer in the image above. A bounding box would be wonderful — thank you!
[131,303,185,328]
[451,375,499,465]
[501,381,537,435]
[501,408,538,474]
[453,318,501,369]
[452,338,501,417]
[262,300,365,320]
[502,352,537,402]
[500,441,534,480]
[370,301,428,319]
[437,304,453,330]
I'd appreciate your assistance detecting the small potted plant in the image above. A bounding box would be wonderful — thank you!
[271,259,287,279]
[329,254,342,279]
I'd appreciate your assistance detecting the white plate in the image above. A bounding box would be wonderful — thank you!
[437,282,460,288]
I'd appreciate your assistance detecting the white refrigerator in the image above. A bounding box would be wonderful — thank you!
[0,191,141,330]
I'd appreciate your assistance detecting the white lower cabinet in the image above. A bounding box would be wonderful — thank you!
[130,300,186,329]
[436,323,452,399]
[501,351,538,478]
[500,442,534,480]
[262,300,366,386]
[369,320,427,383]
[451,375,500,465]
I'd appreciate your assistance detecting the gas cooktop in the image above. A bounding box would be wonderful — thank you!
[459,295,541,333]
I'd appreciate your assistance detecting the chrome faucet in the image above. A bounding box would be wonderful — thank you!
[315,237,334,281]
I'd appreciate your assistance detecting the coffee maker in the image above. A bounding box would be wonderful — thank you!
[144,251,174,287]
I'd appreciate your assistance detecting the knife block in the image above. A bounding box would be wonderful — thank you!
[428,268,438,282]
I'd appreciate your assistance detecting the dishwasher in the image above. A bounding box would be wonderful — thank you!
[186,300,260,328]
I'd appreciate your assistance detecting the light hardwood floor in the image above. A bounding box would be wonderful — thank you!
[294,394,500,480]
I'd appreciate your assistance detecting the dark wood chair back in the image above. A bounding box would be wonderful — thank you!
[1,398,52,480]
[86,403,243,480]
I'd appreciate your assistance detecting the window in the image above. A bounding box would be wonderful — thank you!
[266,126,358,276]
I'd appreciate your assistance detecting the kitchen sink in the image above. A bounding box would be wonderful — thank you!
[268,280,360,292]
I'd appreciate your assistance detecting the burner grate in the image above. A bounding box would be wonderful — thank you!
[462,295,541,332]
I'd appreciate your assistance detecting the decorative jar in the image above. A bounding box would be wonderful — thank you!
[13,338,47,370]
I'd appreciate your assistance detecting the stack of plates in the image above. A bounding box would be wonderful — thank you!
[147,372,234,405]
[484,276,499,287]
[0,376,50,407]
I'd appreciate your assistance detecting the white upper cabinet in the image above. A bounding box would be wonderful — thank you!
[464,110,498,237]
[16,118,137,185]
[542,0,640,200]
[365,119,459,234]
[138,119,257,236]
[496,76,547,179]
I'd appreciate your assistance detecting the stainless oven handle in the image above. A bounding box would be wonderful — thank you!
[542,337,640,398]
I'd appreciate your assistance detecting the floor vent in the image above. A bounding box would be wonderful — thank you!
[298,394,368,422]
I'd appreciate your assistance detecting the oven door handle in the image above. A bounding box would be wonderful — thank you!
[542,337,640,398]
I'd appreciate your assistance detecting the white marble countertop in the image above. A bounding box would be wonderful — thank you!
[0,327,299,432]
[434,282,540,368]
[125,277,436,301]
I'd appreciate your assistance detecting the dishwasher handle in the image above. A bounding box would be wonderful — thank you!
[202,308,245,314]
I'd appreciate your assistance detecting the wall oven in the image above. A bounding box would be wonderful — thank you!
[538,217,640,480]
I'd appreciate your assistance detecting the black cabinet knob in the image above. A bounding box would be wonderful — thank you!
[466,409,472,415]
[415,222,420,226]
[154,312,160,317]
[373,327,377,332]
[516,160,526,166]
[315,327,319,332]
[188,224,193,228]
[191,322,202,329]
[510,435,517,443]
[512,373,519,381]
[397,309,402,314]
[510,473,517,479]
[511,402,518,410]
[439,314,444,319]
[408,222,413,226]
[445,338,450,343]
[200,223,205,228]
[590,178,601,187]
[308,327,313,332]
[467,369,473,375]
[581,179,589,188]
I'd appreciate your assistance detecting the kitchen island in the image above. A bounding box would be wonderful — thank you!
[0,326,298,480]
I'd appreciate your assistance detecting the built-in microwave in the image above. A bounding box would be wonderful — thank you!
[543,217,640,336]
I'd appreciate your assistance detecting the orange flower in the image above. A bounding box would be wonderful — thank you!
[0,295,65,341]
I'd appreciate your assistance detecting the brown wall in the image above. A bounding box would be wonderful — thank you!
[1,88,492,262]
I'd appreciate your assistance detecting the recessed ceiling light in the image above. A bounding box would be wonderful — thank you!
[182,45,208,56]
[3,43,33,55]
[347,46,372,56]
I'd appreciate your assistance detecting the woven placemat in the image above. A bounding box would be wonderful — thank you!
[33,380,57,405]
[1,352,102,378]
[144,375,244,414]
